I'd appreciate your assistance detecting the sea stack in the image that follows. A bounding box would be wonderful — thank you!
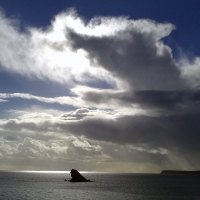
[68,169,91,182]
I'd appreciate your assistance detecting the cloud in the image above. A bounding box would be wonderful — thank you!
[0,92,83,107]
[0,90,143,115]
[82,89,200,115]
[1,8,200,172]
[1,108,200,171]
[48,112,200,170]
[0,8,194,91]
[0,133,170,172]
[2,88,200,117]
[0,99,7,103]
[56,113,200,151]
[0,9,114,87]
[179,57,200,88]
[1,8,200,113]
[0,135,109,170]
[1,104,200,155]
[68,19,184,90]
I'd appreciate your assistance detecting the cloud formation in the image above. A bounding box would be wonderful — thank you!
[0,8,196,90]
[1,8,200,172]
[1,108,200,171]
[0,9,113,86]
[68,21,182,90]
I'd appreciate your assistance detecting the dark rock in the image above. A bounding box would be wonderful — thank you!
[67,169,92,182]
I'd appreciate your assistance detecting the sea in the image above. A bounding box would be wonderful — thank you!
[0,171,200,200]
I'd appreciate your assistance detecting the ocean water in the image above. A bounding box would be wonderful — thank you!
[0,172,200,200]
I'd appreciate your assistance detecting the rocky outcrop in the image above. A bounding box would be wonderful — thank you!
[67,169,91,182]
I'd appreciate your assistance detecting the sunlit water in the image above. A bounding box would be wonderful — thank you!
[0,172,200,200]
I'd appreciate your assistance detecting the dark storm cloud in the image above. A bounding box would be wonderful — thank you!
[68,29,184,90]
[60,114,200,149]
[57,113,200,168]
[131,90,200,112]
[83,89,200,113]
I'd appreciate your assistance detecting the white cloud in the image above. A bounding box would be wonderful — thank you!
[0,99,7,103]
[0,8,184,91]
[179,57,200,88]
[0,137,18,157]
[71,136,102,152]
[0,134,110,171]
[0,8,199,92]
[0,92,83,107]
[0,9,115,87]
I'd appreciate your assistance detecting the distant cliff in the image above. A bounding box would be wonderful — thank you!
[161,170,200,175]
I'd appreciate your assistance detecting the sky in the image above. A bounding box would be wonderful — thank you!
[0,0,200,173]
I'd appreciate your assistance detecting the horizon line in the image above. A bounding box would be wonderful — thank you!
[0,170,158,174]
